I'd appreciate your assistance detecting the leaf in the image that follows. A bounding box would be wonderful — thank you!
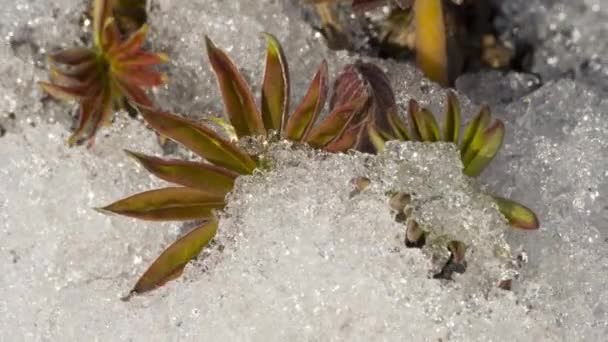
[49,47,96,65]
[443,90,460,143]
[388,109,411,141]
[306,99,364,148]
[461,105,490,164]
[125,150,237,196]
[114,77,154,107]
[115,67,166,87]
[408,100,440,142]
[112,24,148,57]
[52,59,97,78]
[67,87,109,146]
[462,120,504,177]
[98,187,225,221]
[38,82,88,102]
[139,108,257,175]
[121,52,169,67]
[126,218,219,297]
[368,124,390,152]
[101,17,121,51]
[205,36,265,137]
[324,120,366,153]
[92,0,114,47]
[492,196,540,230]
[261,33,289,133]
[284,60,328,141]
[414,0,448,85]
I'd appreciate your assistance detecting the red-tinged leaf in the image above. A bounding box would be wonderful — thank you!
[126,218,219,297]
[443,91,460,143]
[205,36,265,138]
[306,99,364,148]
[116,67,166,87]
[139,108,257,175]
[461,105,491,165]
[121,52,169,67]
[52,59,97,78]
[462,120,504,177]
[113,24,148,58]
[408,100,440,142]
[324,120,366,153]
[88,85,117,135]
[330,64,369,109]
[98,187,225,221]
[38,82,89,101]
[68,89,106,146]
[125,150,237,196]
[49,68,88,88]
[284,60,328,141]
[49,47,96,65]
[261,32,289,132]
[101,17,121,51]
[492,196,540,230]
[114,77,154,107]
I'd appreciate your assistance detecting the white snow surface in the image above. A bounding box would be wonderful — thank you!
[0,0,607,341]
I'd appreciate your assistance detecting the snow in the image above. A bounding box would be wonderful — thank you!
[0,0,607,340]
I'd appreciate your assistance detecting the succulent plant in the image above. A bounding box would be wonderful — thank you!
[38,0,166,146]
[100,33,537,297]
[100,34,374,298]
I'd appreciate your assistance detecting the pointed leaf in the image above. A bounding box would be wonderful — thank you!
[324,120,366,153]
[388,109,411,141]
[306,99,364,148]
[408,100,440,142]
[121,52,169,67]
[116,67,166,87]
[461,105,490,163]
[49,67,88,88]
[52,59,97,78]
[98,187,225,221]
[368,124,391,152]
[205,36,264,137]
[128,218,219,296]
[49,47,96,65]
[101,17,121,51]
[462,120,504,177]
[38,82,87,102]
[493,196,540,230]
[114,77,154,107]
[139,108,256,175]
[284,60,328,141]
[113,24,149,58]
[443,91,460,143]
[67,89,105,146]
[261,33,289,132]
[125,150,237,195]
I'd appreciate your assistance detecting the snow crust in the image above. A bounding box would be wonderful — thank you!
[0,0,606,340]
